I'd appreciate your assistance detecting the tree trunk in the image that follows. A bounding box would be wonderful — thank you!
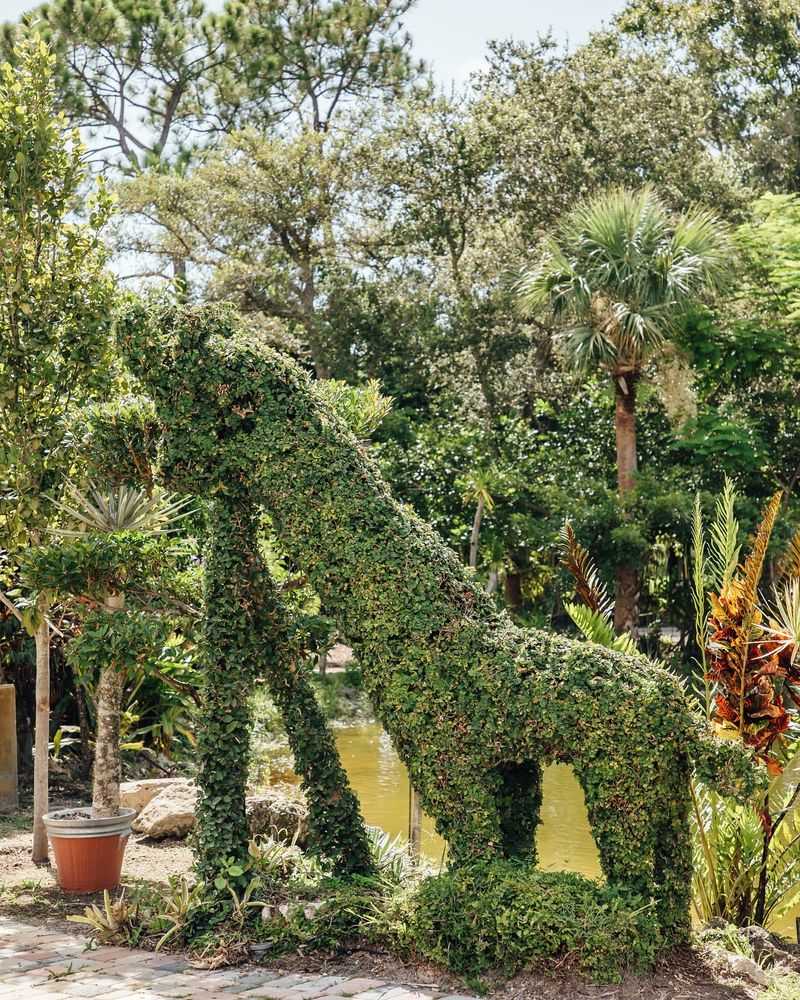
[469,497,484,569]
[172,255,188,304]
[91,594,125,818]
[504,571,523,611]
[31,617,50,862]
[409,786,422,859]
[613,372,639,634]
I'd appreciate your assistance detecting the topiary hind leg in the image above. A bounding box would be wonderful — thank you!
[575,760,658,904]
[265,658,375,877]
[652,762,693,943]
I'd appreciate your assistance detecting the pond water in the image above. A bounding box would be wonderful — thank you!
[269,720,798,941]
[331,722,602,875]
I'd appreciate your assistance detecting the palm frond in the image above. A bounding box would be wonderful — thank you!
[559,521,613,618]
[708,478,740,592]
[517,186,730,372]
[565,602,639,656]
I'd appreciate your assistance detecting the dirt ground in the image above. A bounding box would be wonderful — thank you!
[0,820,786,1000]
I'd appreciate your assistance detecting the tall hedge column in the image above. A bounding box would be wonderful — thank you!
[194,499,255,876]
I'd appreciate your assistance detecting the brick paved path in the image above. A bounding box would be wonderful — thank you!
[0,918,476,1000]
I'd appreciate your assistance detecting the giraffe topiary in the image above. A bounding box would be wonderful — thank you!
[119,300,762,944]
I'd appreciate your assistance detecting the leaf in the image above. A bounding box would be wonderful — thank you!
[559,520,613,619]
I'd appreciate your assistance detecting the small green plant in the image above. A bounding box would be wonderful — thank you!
[68,890,136,943]
[315,379,393,441]
[152,878,209,951]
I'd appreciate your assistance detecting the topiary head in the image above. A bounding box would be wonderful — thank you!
[116,297,316,495]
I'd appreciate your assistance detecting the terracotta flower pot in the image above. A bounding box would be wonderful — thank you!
[43,807,135,892]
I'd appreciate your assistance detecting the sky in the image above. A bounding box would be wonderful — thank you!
[2,0,624,85]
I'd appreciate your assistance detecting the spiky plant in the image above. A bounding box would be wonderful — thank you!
[315,378,393,441]
[705,491,798,765]
[53,483,193,537]
[519,187,730,634]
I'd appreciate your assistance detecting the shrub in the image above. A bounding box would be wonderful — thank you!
[390,861,662,983]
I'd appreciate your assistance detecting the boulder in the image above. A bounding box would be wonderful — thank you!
[120,778,192,814]
[717,950,769,986]
[740,926,800,972]
[132,782,197,839]
[246,785,308,845]
[130,780,308,843]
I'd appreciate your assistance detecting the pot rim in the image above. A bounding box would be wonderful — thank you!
[43,806,135,839]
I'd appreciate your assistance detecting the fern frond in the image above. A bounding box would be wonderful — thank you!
[708,478,740,591]
[559,521,613,619]
[565,602,638,655]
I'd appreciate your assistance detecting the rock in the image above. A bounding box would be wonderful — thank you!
[718,950,770,986]
[120,778,192,814]
[741,925,800,971]
[327,643,354,668]
[260,898,323,924]
[129,780,307,843]
[130,780,307,843]
[132,782,197,838]
[246,785,308,845]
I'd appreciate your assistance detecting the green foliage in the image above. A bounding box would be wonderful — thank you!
[517,186,731,375]
[80,396,161,491]
[53,483,193,537]
[120,299,764,960]
[3,0,225,176]
[691,778,800,929]
[217,0,422,133]
[0,36,115,551]
[20,532,174,603]
[64,608,172,685]
[475,31,743,228]
[618,0,800,192]
[315,379,393,441]
[191,498,374,880]
[107,304,374,879]
[389,861,661,983]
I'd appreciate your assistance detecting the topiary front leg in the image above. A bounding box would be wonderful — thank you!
[265,659,375,876]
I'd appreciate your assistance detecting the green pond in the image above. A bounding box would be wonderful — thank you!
[269,721,798,941]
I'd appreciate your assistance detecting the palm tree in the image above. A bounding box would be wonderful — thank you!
[518,187,730,633]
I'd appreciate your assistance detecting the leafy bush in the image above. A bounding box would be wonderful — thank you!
[384,861,661,983]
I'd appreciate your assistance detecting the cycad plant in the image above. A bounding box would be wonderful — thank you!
[42,484,193,816]
[519,187,730,633]
[559,522,638,656]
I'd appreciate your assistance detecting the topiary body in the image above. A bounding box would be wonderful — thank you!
[119,301,761,945]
